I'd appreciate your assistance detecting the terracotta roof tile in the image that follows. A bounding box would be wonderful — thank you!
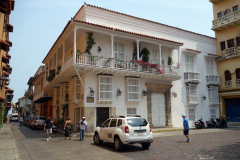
[73,3,215,40]
[207,53,221,57]
[185,48,201,53]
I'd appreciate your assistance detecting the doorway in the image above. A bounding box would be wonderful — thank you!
[96,107,109,127]
[151,93,166,127]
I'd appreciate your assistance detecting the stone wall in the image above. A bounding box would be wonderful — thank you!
[145,83,173,127]
[84,107,95,132]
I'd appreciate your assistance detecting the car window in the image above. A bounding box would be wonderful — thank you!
[126,118,148,127]
[102,119,111,128]
[117,119,122,127]
[110,119,117,127]
[36,117,46,120]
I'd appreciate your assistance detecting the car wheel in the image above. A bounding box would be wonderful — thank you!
[114,137,124,151]
[141,143,151,149]
[32,126,35,130]
[93,133,103,145]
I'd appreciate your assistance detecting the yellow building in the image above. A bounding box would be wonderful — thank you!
[210,0,240,122]
[0,0,14,124]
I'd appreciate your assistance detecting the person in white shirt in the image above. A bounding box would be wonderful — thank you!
[19,117,23,127]
[79,117,87,141]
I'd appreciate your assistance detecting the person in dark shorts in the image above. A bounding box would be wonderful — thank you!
[64,117,72,140]
[182,114,191,142]
[44,115,53,141]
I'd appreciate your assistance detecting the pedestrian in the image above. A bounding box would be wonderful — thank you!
[19,116,23,127]
[64,117,72,140]
[182,114,191,142]
[79,117,87,141]
[44,115,53,141]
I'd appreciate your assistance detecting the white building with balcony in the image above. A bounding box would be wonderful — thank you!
[38,3,219,131]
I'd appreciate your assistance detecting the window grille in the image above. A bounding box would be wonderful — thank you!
[127,108,137,117]
[98,76,113,101]
[186,84,198,104]
[125,78,140,101]
[210,109,216,119]
[188,109,195,121]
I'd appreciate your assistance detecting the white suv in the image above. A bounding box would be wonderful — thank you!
[93,115,153,151]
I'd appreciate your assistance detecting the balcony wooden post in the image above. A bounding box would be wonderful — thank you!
[56,52,58,68]
[73,27,77,64]
[63,42,65,63]
[178,47,181,72]
[110,34,115,68]
[159,44,162,65]
[48,63,49,77]
[52,57,54,70]
[136,40,140,60]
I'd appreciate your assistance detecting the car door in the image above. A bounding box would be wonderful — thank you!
[100,119,111,141]
[107,119,117,142]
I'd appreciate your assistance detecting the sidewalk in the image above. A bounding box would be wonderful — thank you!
[57,127,197,137]
[0,123,18,160]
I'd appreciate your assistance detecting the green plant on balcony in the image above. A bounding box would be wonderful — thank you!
[140,48,150,62]
[85,32,96,55]
[168,57,173,66]
[47,69,56,82]
[104,58,113,66]
[56,65,61,75]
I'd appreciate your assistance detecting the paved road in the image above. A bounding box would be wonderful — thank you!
[5,123,240,160]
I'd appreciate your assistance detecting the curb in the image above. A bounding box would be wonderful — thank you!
[57,131,94,137]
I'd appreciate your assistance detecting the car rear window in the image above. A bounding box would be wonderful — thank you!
[126,118,148,127]
[36,117,46,120]
[12,115,18,117]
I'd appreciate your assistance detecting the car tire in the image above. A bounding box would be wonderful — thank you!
[93,133,103,145]
[114,137,124,151]
[32,126,35,130]
[141,143,151,149]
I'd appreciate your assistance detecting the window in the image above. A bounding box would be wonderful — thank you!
[217,11,224,18]
[72,77,80,102]
[236,37,240,46]
[186,84,198,104]
[102,119,111,128]
[225,9,231,20]
[188,109,195,121]
[125,78,140,101]
[227,39,234,48]
[98,76,113,101]
[126,118,148,127]
[152,50,160,64]
[236,68,240,79]
[206,59,214,75]
[210,109,216,119]
[233,5,238,12]
[224,70,231,81]
[110,119,117,127]
[114,43,124,59]
[117,119,122,127]
[220,41,226,51]
[127,108,137,117]
[185,55,194,72]
[208,86,219,104]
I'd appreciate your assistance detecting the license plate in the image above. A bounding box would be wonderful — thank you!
[39,126,43,128]
[137,132,143,135]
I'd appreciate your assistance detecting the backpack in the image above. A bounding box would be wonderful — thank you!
[66,123,71,130]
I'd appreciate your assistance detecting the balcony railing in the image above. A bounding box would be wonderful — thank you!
[187,95,198,105]
[236,79,240,86]
[75,54,179,75]
[33,90,52,102]
[212,10,240,30]
[206,75,220,85]
[225,80,232,88]
[184,72,200,83]
[209,97,219,105]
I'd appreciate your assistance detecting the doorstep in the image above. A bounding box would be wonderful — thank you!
[57,127,195,137]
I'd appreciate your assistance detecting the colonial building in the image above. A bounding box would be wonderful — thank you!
[0,0,14,124]
[210,0,240,122]
[32,3,219,131]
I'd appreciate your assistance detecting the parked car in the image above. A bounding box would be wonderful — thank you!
[31,116,46,130]
[24,117,30,126]
[93,115,153,151]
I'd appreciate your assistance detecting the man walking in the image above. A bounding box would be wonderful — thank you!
[79,117,87,141]
[182,114,191,142]
[44,115,53,141]
[19,116,23,127]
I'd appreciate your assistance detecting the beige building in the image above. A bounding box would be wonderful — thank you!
[210,0,240,122]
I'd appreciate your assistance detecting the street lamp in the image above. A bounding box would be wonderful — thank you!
[201,94,206,100]
[65,94,69,101]
[0,75,7,90]
[89,87,95,96]
[117,88,122,96]
[172,92,177,98]
[142,90,147,96]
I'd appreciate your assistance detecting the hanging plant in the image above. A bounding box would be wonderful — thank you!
[140,48,150,62]
[47,69,56,82]
[168,57,173,66]
[85,32,96,55]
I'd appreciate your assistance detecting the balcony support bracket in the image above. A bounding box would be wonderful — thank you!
[74,65,85,90]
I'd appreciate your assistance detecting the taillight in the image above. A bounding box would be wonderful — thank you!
[206,121,208,124]
[218,121,220,124]
[149,125,152,132]
[125,126,129,133]
[34,120,37,122]
[194,122,196,125]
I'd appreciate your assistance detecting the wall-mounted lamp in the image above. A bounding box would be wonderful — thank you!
[201,94,206,100]
[89,87,95,96]
[117,88,122,96]
[65,93,69,101]
[98,46,102,52]
[172,92,177,98]
[142,90,147,96]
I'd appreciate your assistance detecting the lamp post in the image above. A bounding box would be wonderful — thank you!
[65,94,69,102]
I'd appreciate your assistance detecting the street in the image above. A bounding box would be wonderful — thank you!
[0,123,240,160]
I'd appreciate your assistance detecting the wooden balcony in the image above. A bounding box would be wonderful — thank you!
[187,96,198,105]
[33,90,52,103]
[184,72,200,83]
[206,75,220,86]
[209,97,220,105]
[225,80,232,88]
[212,10,240,31]
[217,47,240,62]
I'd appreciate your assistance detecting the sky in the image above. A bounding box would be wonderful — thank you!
[9,0,215,103]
